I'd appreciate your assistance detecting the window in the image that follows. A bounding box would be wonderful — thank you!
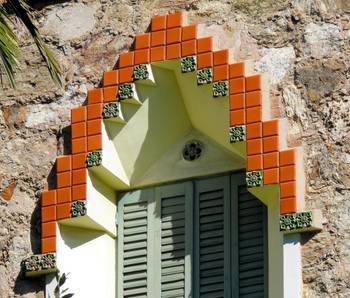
[117,173,268,297]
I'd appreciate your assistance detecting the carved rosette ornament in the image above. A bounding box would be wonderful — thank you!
[133,64,149,80]
[280,211,313,231]
[197,68,213,85]
[103,102,119,119]
[86,151,102,167]
[118,83,134,100]
[229,125,246,143]
[246,170,263,188]
[23,253,56,273]
[213,80,229,97]
[181,56,196,73]
[71,200,87,217]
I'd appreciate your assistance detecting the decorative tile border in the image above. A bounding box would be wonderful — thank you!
[280,211,322,234]
[213,80,229,97]
[246,170,263,188]
[33,10,319,262]
[118,83,134,100]
[103,102,119,119]
[197,68,213,85]
[134,64,149,80]
[181,56,196,73]
[86,151,102,167]
[23,253,57,276]
[229,125,246,143]
[71,200,87,217]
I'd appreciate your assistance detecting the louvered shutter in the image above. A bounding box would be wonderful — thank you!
[155,182,193,298]
[232,175,268,298]
[194,176,231,298]
[117,189,157,297]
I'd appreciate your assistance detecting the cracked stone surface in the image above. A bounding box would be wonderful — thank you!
[0,0,349,297]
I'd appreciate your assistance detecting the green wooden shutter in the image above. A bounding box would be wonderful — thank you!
[155,182,193,298]
[117,189,156,297]
[194,175,231,298]
[231,174,268,298]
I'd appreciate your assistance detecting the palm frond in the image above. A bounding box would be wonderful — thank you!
[0,5,20,87]
[8,0,62,87]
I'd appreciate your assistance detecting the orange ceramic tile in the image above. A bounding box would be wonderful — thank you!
[213,65,229,81]
[71,107,86,124]
[42,237,56,254]
[72,169,87,186]
[71,122,86,139]
[280,181,296,198]
[72,184,86,201]
[119,52,134,68]
[42,206,56,223]
[102,70,118,87]
[57,203,71,220]
[280,165,296,182]
[246,91,262,108]
[135,33,150,49]
[247,155,263,171]
[182,24,197,41]
[42,190,56,207]
[88,134,102,151]
[103,86,118,103]
[263,152,279,169]
[57,187,71,204]
[151,30,166,47]
[213,49,228,66]
[57,172,71,189]
[246,75,262,92]
[42,221,56,238]
[119,67,133,83]
[246,123,262,140]
[197,52,213,69]
[246,107,262,124]
[230,93,245,110]
[151,15,166,31]
[181,40,196,57]
[166,44,181,60]
[263,168,279,184]
[72,153,87,170]
[87,103,102,120]
[87,119,102,136]
[230,78,245,94]
[280,149,296,166]
[229,62,245,78]
[56,155,71,173]
[197,37,212,53]
[167,11,182,28]
[263,119,279,137]
[167,28,181,44]
[72,137,87,154]
[134,49,150,65]
[280,197,297,214]
[247,138,263,156]
[87,88,103,104]
[263,136,279,153]
[151,46,166,62]
[230,109,245,126]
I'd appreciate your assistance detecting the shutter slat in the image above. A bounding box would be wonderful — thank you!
[197,184,227,298]
[161,194,187,298]
[237,185,267,298]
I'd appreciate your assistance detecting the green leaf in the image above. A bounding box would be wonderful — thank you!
[6,0,62,87]
[58,272,67,286]
[62,294,74,298]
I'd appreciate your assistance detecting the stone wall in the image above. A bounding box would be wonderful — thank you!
[0,0,349,297]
